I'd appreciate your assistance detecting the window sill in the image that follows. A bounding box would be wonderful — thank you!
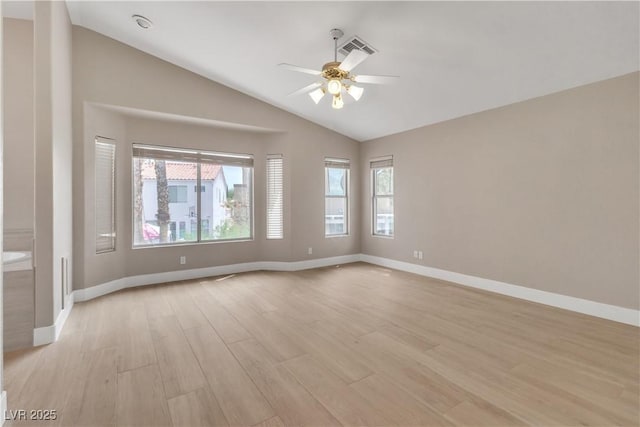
[132,238,254,250]
[371,234,394,239]
[325,234,350,239]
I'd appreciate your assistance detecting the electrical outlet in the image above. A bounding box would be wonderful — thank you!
[418,251,423,260]
[413,250,418,258]
[308,247,313,255]
[180,256,186,265]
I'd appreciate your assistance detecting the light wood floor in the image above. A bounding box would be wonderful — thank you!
[4,262,639,426]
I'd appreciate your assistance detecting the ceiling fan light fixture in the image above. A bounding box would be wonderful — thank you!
[309,87,326,104]
[346,85,364,101]
[327,79,342,95]
[280,27,398,110]
[332,93,344,110]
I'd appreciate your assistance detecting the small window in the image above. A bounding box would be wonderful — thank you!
[371,156,394,237]
[325,158,350,236]
[266,155,284,239]
[168,185,188,203]
[95,137,116,253]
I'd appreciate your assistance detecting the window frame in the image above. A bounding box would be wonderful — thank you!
[371,156,394,238]
[324,158,350,237]
[131,143,254,248]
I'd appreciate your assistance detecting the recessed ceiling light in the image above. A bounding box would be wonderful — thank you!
[132,14,153,30]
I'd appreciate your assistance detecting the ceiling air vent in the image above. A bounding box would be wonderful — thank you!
[338,36,377,57]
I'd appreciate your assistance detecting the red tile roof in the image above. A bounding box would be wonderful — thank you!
[141,161,222,181]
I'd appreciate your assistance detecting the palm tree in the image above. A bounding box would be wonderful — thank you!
[133,158,145,244]
[154,160,170,242]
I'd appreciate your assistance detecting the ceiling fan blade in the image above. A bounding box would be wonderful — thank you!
[352,74,399,84]
[339,49,369,72]
[278,63,322,76]
[287,82,322,97]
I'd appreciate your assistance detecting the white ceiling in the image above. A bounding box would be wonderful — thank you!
[5,1,639,141]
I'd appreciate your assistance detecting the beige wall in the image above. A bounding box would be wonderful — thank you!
[34,1,54,328]
[3,18,34,232]
[78,105,127,290]
[34,1,73,328]
[73,27,360,290]
[361,72,640,310]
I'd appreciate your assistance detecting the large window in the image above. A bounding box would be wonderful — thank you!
[266,154,284,239]
[95,137,116,253]
[371,156,394,237]
[132,144,253,246]
[325,158,350,236]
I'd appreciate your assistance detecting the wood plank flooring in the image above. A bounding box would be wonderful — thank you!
[4,262,639,426]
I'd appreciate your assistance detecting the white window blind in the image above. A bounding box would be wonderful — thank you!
[132,144,253,167]
[370,156,393,169]
[95,137,116,253]
[266,154,284,239]
[325,158,351,169]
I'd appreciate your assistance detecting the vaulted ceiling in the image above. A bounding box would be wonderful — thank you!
[5,1,639,141]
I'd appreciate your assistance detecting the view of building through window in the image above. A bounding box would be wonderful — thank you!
[325,158,350,236]
[132,146,253,246]
[371,158,394,236]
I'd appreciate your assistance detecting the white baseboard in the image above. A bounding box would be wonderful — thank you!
[33,254,361,345]
[360,254,640,327]
[1,390,6,426]
[73,254,360,302]
[32,325,55,347]
[31,252,637,347]
[33,294,75,347]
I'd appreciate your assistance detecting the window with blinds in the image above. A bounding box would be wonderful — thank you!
[325,157,350,236]
[266,155,284,239]
[95,137,116,253]
[371,156,394,237]
[132,144,254,247]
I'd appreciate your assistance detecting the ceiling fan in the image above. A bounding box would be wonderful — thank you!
[279,29,399,109]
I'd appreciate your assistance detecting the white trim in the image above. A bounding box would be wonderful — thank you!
[73,254,361,302]
[360,255,640,327]
[33,325,55,347]
[33,295,75,347]
[31,252,638,348]
[1,390,6,426]
[33,254,358,346]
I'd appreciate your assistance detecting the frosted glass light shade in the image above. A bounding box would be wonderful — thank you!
[309,88,325,104]
[327,79,342,95]
[346,85,364,101]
